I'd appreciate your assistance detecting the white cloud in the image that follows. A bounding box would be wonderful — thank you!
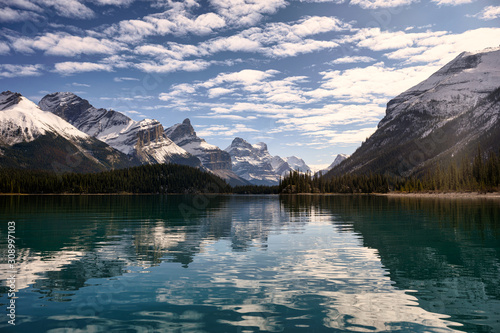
[114,77,140,82]
[197,123,258,137]
[265,39,338,57]
[201,35,261,54]
[0,42,10,54]
[94,0,135,6]
[350,0,416,9]
[54,62,113,75]
[471,6,500,20]
[382,27,500,65]
[105,8,226,42]
[0,7,41,22]
[37,0,95,19]
[10,32,124,56]
[71,82,90,87]
[0,64,44,78]
[209,0,287,26]
[312,62,441,102]
[208,87,234,98]
[431,0,475,5]
[328,56,376,64]
[136,59,210,73]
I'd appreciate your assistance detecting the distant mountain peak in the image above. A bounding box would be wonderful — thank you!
[0,91,23,110]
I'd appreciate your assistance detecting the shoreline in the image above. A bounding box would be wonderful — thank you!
[377,191,500,199]
[1,191,499,199]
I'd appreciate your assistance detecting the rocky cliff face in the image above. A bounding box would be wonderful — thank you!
[225,138,281,185]
[329,47,500,177]
[165,118,232,171]
[39,92,200,167]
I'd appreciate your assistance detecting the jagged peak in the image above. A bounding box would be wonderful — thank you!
[165,118,197,143]
[0,91,23,110]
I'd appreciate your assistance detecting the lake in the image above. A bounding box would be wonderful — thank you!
[0,194,499,332]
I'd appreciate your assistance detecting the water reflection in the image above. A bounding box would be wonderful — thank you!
[0,194,498,332]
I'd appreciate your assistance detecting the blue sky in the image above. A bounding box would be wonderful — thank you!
[1,0,499,168]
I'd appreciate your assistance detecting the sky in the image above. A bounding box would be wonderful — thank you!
[1,0,499,169]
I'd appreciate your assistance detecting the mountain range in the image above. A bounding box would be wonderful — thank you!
[5,46,495,184]
[1,91,315,186]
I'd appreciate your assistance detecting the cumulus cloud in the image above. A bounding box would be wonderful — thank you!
[37,0,95,19]
[431,0,475,5]
[470,6,500,20]
[94,0,135,6]
[0,42,10,54]
[10,32,124,56]
[104,7,226,42]
[209,0,287,26]
[350,0,416,9]
[0,7,41,22]
[197,123,258,138]
[136,59,211,73]
[328,56,376,64]
[54,62,113,75]
[0,64,44,78]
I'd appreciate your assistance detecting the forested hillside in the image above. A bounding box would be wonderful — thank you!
[0,164,230,194]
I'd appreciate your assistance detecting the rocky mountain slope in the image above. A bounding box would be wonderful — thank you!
[164,119,249,186]
[329,47,500,177]
[224,138,311,185]
[39,92,200,167]
[0,91,134,172]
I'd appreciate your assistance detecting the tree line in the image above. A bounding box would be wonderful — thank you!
[1,147,498,195]
[0,163,231,194]
[279,147,500,194]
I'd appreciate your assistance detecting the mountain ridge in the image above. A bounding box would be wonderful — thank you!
[328,47,500,177]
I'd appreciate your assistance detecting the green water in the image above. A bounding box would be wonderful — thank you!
[0,194,499,332]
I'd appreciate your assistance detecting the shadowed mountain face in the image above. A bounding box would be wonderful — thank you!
[330,47,500,177]
[39,92,201,168]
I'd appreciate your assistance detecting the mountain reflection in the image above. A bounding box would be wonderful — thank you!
[0,194,499,332]
[280,194,500,332]
[0,195,303,296]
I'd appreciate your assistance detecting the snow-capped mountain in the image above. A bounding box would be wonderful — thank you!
[39,92,200,167]
[165,118,232,170]
[284,156,312,173]
[330,47,500,177]
[0,91,133,172]
[317,154,349,175]
[270,155,291,177]
[225,138,281,186]
[224,138,311,185]
[165,118,249,186]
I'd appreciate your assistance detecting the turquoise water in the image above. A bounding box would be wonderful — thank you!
[0,194,499,332]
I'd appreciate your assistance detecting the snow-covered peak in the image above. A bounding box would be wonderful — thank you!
[381,47,500,128]
[0,91,23,110]
[0,92,89,146]
[164,118,230,171]
[284,156,311,173]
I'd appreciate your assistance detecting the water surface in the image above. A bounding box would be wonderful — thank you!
[0,194,499,332]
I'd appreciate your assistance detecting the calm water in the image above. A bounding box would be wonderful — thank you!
[0,194,499,332]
